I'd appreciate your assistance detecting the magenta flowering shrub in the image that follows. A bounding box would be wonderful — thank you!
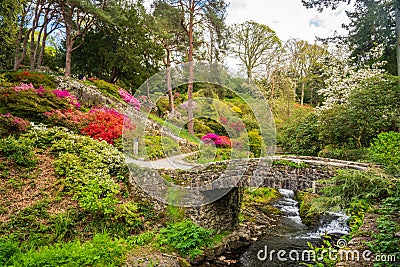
[201,133,231,148]
[0,113,31,137]
[118,88,141,111]
[53,89,81,108]
[36,86,45,96]
[53,89,72,98]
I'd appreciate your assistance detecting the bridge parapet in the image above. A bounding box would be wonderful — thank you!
[128,156,371,231]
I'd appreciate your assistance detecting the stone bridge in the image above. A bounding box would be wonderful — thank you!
[128,156,370,231]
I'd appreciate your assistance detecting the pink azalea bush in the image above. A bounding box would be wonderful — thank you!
[118,88,141,111]
[13,83,35,91]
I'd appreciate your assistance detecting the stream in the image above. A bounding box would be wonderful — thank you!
[210,189,350,267]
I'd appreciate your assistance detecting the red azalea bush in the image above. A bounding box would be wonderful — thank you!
[44,107,134,144]
[201,133,231,148]
[81,108,134,144]
[0,113,31,137]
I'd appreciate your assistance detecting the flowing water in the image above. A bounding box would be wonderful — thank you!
[238,189,350,267]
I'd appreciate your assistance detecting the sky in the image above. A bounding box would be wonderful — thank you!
[226,0,351,42]
[144,0,352,43]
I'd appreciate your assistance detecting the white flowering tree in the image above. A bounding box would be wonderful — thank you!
[318,44,387,110]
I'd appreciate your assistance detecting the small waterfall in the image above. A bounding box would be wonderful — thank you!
[239,189,350,267]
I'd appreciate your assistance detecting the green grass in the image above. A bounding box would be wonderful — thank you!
[147,114,200,144]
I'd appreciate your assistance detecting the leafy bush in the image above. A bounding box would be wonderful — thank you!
[273,159,309,168]
[0,113,31,137]
[367,197,400,265]
[143,135,180,160]
[44,129,125,215]
[248,129,262,158]
[369,132,400,176]
[114,202,144,229]
[73,178,120,215]
[157,219,214,259]
[280,109,321,156]
[4,71,56,88]
[318,146,368,161]
[319,75,400,149]
[0,87,71,122]
[91,79,120,99]
[0,240,21,266]
[314,170,399,211]
[0,136,37,167]
[7,234,127,267]
[21,126,72,148]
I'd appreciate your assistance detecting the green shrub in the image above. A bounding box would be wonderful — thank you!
[367,197,400,265]
[248,129,263,158]
[273,159,309,168]
[0,136,37,168]
[0,88,71,122]
[22,126,72,148]
[144,135,180,160]
[37,128,125,216]
[8,234,127,267]
[316,170,399,211]
[4,71,56,88]
[157,219,214,259]
[199,118,228,136]
[280,109,321,156]
[318,146,368,161]
[126,232,155,247]
[73,178,120,215]
[114,202,144,229]
[193,119,212,136]
[92,79,120,99]
[0,240,21,266]
[369,132,400,176]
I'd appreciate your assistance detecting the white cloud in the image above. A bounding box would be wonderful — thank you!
[226,0,351,42]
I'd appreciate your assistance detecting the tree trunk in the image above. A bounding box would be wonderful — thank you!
[13,9,31,71]
[246,67,252,81]
[396,3,400,76]
[37,30,47,68]
[29,0,41,71]
[187,2,195,135]
[301,82,305,106]
[65,30,73,77]
[166,48,174,113]
[32,27,43,70]
[166,66,174,113]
